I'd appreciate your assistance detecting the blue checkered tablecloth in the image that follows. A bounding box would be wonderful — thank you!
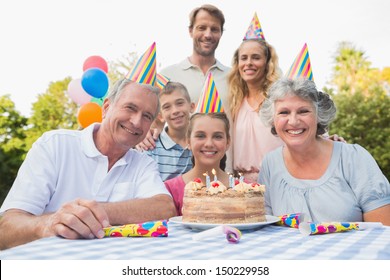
[1,223,389,260]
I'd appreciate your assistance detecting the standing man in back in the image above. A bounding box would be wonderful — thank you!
[160,4,229,107]
[140,4,232,171]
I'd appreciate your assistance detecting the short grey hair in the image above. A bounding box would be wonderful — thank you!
[260,78,336,136]
[107,78,161,118]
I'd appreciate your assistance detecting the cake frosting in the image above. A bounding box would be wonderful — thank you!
[186,177,203,190]
[182,178,266,224]
[207,181,227,194]
[234,181,266,193]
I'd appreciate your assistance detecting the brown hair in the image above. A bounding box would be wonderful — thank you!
[188,4,225,33]
[187,113,230,171]
[159,81,191,103]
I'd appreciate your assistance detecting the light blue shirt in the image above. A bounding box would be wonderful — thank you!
[259,142,390,222]
[146,127,192,181]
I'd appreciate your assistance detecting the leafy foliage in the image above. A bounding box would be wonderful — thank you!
[24,77,78,149]
[330,89,390,177]
[107,51,138,84]
[328,42,390,178]
[0,79,78,204]
[0,95,28,202]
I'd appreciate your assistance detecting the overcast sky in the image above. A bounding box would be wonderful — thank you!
[1,0,389,116]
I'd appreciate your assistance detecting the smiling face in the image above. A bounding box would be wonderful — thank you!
[238,40,268,85]
[274,94,318,148]
[188,115,230,169]
[101,82,158,152]
[159,89,194,131]
[189,10,222,57]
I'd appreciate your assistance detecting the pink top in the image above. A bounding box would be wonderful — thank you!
[164,175,185,216]
[233,98,283,177]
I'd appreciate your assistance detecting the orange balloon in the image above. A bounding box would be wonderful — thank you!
[77,102,103,128]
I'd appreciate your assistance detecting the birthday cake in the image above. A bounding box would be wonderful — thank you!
[182,178,266,224]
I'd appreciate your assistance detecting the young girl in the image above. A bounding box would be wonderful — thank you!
[164,113,231,216]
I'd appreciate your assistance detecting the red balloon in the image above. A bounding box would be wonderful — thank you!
[83,55,108,73]
[77,102,103,128]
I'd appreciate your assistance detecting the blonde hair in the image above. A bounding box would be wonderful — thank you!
[228,39,280,121]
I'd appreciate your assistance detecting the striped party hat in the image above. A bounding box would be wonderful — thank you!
[243,12,265,41]
[125,42,157,85]
[286,43,314,81]
[196,72,224,113]
[155,73,170,89]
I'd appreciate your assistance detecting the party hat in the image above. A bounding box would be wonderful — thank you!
[155,73,170,89]
[125,42,157,85]
[286,43,314,81]
[196,72,224,113]
[243,12,265,40]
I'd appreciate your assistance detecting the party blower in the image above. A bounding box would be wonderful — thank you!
[276,213,304,228]
[299,221,383,236]
[104,220,168,237]
[192,226,242,244]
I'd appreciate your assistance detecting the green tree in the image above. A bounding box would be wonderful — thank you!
[332,42,373,95]
[329,42,390,178]
[0,78,79,204]
[0,95,28,203]
[24,77,79,150]
[107,51,138,84]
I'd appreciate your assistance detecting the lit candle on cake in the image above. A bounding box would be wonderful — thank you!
[212,168,217,182]
[203,172,211,188]
[239,173,244,183]
[229,173,234,188]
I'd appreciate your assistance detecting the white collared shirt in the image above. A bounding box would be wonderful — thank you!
[1,123,170,215]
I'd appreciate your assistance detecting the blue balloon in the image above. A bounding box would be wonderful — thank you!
[81,67,109,98]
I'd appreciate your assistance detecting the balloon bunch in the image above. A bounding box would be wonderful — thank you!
[67,55,109,128]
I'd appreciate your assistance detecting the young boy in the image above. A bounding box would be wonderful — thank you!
[146,82,195,181]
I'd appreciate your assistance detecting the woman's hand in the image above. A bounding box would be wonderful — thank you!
[326,134,347,143]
